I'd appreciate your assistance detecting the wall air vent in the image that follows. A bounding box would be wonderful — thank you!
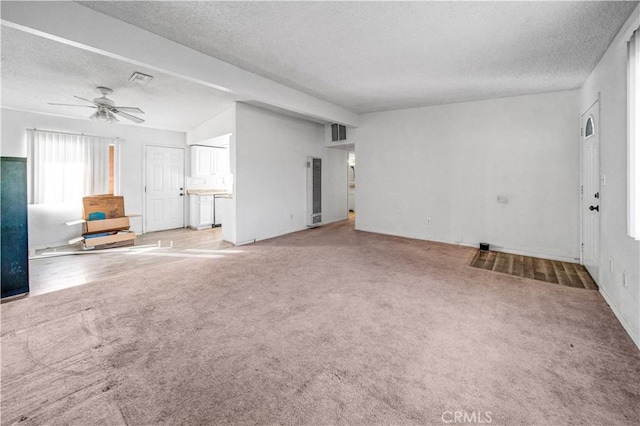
[307,157,322,227]
[331,124,347,142]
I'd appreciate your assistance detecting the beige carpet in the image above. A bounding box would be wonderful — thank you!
[2,220,639,425]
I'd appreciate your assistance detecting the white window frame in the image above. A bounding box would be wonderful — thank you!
[27,129,120,204]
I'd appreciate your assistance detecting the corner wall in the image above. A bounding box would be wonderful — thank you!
[353,90,580,262]
[234,103,348,244]
[186,104,235,145]
[580,4,640,347]
[1,108,186,248]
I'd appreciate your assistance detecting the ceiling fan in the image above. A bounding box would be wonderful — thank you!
[48,86,145,124]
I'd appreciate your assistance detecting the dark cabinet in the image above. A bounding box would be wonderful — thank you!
[1,157,29,298]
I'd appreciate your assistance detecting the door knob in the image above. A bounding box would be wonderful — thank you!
[589,205,599,212]
[179,193,184,196]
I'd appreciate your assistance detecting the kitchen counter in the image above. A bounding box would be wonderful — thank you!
[187,189,231,196]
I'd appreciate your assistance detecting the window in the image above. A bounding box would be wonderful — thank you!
[27,130,118,204]
[629,28,640,240]
[585,116,594,138]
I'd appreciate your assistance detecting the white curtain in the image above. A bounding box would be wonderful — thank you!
[629,28,640,240]
[27,130,116,204]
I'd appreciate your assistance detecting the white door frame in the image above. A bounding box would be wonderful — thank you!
[579,96,600,281]
[142,144,186,234]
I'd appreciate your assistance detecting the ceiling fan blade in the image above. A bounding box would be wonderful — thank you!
[74,95,97,105]
[48,103,97,108]
[113,106,145,114]
[113,110,145,124]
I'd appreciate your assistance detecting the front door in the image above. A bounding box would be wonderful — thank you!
[581,101,600,282]
[145,146,184,232]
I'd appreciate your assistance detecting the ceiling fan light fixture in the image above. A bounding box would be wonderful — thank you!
[52,86,144,124]
[90,108,117,123]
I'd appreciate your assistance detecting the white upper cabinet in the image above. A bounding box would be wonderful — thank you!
[192,145,216,177]
[191,145,230,178]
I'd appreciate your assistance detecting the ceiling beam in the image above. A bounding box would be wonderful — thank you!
[1,1,359,127]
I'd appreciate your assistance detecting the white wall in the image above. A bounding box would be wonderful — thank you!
[234,103,348,244]
[353,90,580,261]
[580,4,640,348]
[1,108,185,249]
[186,104,235,145]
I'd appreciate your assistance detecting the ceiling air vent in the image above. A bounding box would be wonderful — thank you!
[331,124,347,142]
[129,72,153,86]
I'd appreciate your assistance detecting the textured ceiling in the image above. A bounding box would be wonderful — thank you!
[78,1,638,113]
[0,26,240,132]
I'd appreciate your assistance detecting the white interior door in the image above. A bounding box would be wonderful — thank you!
[581,101,600,281]
[145,146,185,232]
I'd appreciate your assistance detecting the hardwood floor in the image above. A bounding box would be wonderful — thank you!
[470,250,598,290]
[28,227,235,296]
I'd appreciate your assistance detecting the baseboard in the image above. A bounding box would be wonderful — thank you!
[355,227,579,263]
[354,227,456,247]
[458,242,579,264]
[235,239,257,246]
[0,292,29,303]
[238,216,350,246]
[319,216,350,226]
[29,240,72,254]
[599,285,640,351]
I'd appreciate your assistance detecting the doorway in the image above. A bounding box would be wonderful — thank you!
[581,100,600,282]
[145,145,185,232]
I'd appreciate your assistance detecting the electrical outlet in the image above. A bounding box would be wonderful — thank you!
[622,271,628,289]
[426,217,432,225]
[609,259,614,272]
[290,214,294,220]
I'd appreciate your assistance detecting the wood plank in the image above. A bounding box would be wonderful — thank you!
[511,255,524,277]
[532,257,546,282]
[551,261,573,287]
[469,250,596,291]
[506,254,515,275]
[575,266,598,290]
[542,259,558,284]
[562,262,584,289]
[523,255,536,279]
[469,251,482,269]
[492,252,506,272]
[482,251,497,270]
